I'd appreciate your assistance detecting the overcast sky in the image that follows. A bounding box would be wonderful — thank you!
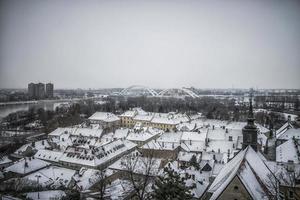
[0,0,300,89]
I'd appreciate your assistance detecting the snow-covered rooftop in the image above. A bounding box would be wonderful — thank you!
[34,149,64,163]
[24,166,75,188]
[120,110,137,118]
[181,140,206,153]
[70,127,103,138]
[88,112,120,122]
[156,132,183,143]
[277,127,300,140]
[126,128,160,142]
[208,146,274,200]
[276,139,299,164]
[59,139,136,167]
[151,113,190,125]
[14,139,50,155]
[181,131,206,142]
[114,128,129,139]
[48,127,75,137]
[73,167,113,190]
[133,114,154,122]
[5,157,50,175]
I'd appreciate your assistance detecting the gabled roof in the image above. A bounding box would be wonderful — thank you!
[277,128,300,140]
[208,146,274,200]
[276,121,294,139]
[276,139,299,164]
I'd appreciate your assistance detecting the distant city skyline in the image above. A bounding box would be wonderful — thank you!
[0,0,300,89]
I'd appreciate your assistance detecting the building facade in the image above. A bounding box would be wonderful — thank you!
[28,82,52,99]
[46,83,54,98]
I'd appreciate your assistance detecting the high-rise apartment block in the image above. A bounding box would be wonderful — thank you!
[28,82,53,99]
[46,83,54,98]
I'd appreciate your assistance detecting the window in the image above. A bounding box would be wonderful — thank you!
[234,186,238,190]
[289,190,294,199]
[229,136,233,141]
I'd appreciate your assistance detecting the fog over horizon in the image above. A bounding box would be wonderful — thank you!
[0,0,300,90]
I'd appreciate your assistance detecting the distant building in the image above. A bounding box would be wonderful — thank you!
[88,112,120,132]
[28,83,35,99]
[28,82,53,99]
[37,83,45,99]
[46,83,54,98]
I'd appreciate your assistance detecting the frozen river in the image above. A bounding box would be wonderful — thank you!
[0,101,70,120]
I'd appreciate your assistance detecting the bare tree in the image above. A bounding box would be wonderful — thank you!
[263,167,298,200]
[122,150,158,200]
[0,177,39,193]
[97,169,108,200]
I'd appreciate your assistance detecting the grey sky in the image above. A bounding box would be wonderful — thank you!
[0,0,300,89]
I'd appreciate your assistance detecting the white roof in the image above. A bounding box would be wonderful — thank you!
[141,140,180,151]
[207,128,226,140]
[276,122,293,138]
[156,132,183,143]
[181,140,206,153]
[208,146,274,200]
[120,110,137,118]
[24,166,75,188]
[133,114,154,122]
[73,167,112,190]
[176,122,200,131]
[48,127,75,137]
[59,139,136,167]
[151,113,190,125]
[5,158,50,175]
[206,140,235,154]
[181,131,206,141]
[25,190,66,200]
[126,129,160,142]
[277,128,300,140]
[34,149,64,162]
[70,128,103,138]
[114,128,129,139]
[15,139,50,155]
[276,139,299,164]
[88,112,120,122]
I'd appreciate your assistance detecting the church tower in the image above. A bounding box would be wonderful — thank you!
[242,89,258,151]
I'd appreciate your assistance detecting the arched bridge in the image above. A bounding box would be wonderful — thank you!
[119,85,158,96]
[158,87,199,98]
[119,86,199,98]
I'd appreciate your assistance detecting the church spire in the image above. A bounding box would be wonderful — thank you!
[242,88,258,151]
[249,89,254,119]
[247,88,255,126]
